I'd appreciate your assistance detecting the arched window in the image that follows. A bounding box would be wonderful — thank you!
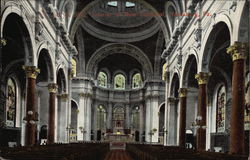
[131,106,140,129]
[216,85,226,132]
[6,78,16,127]
[132,73,142,89]
[114,74,125,90]
[97,105,106,130]
[98,72,108,88]
[107,1,118,7]
[126,2,135,7]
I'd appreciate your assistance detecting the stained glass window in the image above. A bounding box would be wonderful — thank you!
[126,2,135,7]
[132,73,142,89]
[98,72,107,88]
[216,85,226,133]
[6,78,16,127]
[114,74,125,90]
[97,105,106,130]
[107,1,118,7]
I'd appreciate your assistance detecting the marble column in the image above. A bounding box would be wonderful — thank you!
[23,66,40,146]
[227,42,247,155]
[77,93,86,141]
[167,97,178,145]
[107,103,113,130]
[57,94,68,143]
[195,72,211,151]
[47,83,57,144]
[178,88,188,147]
[145,98,151,142]
[139,103,144,142]
[151,97,159,142]
[85,95,92,141]
[125,104,130,130]
[164,71,170,146]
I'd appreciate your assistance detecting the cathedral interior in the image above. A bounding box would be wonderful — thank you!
[0,0,250,160]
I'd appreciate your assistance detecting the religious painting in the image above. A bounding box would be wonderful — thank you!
[5,78,16,127]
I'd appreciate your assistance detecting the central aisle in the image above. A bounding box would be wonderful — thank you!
[104,150,133,160]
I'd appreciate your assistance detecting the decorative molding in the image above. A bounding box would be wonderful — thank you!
[179,88,188,98]
[195,72,212,85]
[227,42,247,61]
[48,83,58,93]
[79,93,93,98]
[22,66,40,79]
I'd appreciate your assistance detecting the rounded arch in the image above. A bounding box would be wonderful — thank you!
[199,15,233,72]
[56,68,67,93]
[182,54,198,88]
[71,99,79,108]
[170,73,180,98]
[37,48,55,82]
[1,4,36,65]
[158,102,165,112]
[86,43,153,78]
[69,0,170,44]
[113,71,127,90]
[97,68,111,84]
[165,1,181,33]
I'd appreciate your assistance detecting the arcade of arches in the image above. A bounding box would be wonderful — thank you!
[0,0,249,159]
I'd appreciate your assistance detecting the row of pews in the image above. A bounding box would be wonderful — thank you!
[0,142,109,160]
[126,143,248,160]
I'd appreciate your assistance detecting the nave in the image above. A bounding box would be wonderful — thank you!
[0,142,248,160]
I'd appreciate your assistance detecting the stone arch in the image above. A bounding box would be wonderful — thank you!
[1,4,36,65]
[69,0,170,44]
[37,47,55,83]
[165,1,181,33]
[199,15,233,72]
[56,68,67,93]
[170,73,180,98]
[199,22,231,72]
[86,43,153,78]
[182,53,198,88]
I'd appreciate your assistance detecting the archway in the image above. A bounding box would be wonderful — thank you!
[70,100,78,142]
[167,73,179,145]
[158,103,165,144]
[182,54,198,149]
[0,13,34,146]
[36,49,54,145]
[56,68,67,143]
[202,22,232,152]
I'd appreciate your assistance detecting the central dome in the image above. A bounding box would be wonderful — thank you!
[80,0,160,42]
[88,1,153,28]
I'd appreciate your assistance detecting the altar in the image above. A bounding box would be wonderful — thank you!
[105,133,133,142]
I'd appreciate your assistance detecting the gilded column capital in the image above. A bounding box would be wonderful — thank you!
[79,93,92,98]
[179,88,188,97]
[168,97,178,104]
[227,42,247,61]
[195,72,211,85]
[58,93,68,101]
[22,66,40,79]
[48,83,58,93]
